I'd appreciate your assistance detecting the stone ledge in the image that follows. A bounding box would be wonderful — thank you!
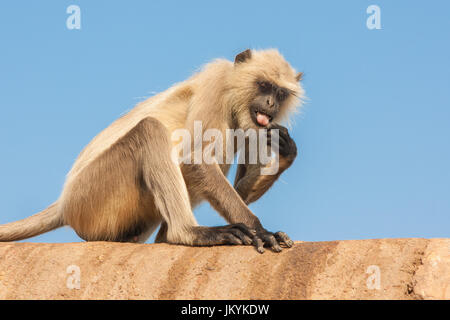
[0,238,448,299]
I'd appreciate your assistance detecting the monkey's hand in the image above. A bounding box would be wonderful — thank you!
[190,224,256,246]
[268,123,297,164]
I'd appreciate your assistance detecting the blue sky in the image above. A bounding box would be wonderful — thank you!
[0,1,449,243]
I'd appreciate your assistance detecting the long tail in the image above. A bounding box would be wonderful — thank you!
[0,202,64,241]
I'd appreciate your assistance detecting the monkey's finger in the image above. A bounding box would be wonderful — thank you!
[274,231,294,248]
[268,131,289,146]
[230,223,257,237]
[222,233,243,245]
[269,133,288,153]
[280,126,290,137]
[228,228,252,245]
[263,234,282,253]
[269,123,287,132]
[276,134,288,148]
[270,125,289,138]
[253,236,265,254]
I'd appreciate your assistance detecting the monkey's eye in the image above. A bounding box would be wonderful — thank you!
[257,81,272,94]
[277,89,289,101]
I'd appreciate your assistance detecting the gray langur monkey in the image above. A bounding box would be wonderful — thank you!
[0,49,304,253]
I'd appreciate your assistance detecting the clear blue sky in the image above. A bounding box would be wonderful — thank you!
[0,1,449,243]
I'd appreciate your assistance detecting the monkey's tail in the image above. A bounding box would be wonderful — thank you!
[0,202,64,241]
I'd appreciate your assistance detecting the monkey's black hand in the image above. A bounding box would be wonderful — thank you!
[268,124,297,162]
[252,227,294,253]
[192,224,256,246]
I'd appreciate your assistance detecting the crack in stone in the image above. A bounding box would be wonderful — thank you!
[405,240,429,300]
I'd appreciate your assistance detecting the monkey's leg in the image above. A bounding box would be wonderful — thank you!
[154,222,168,243]
[137,117,255,247]
[124,218,161,243]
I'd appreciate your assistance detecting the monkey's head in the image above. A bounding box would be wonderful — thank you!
[228,49,304,130]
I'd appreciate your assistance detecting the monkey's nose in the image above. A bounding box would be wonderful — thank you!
[266,97,274,108]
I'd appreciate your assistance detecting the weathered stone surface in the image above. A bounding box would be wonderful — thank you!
[0,238,448,299]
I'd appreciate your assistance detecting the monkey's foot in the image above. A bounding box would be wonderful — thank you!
[192,224,255,246]
[252,229,294,253]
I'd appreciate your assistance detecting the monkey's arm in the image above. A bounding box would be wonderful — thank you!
[183,163,262,229]
[183,127,296,253]
[195,163,293,252]
[234,124,297,205]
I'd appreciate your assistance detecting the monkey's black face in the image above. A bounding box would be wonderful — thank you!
[249,80,289,128]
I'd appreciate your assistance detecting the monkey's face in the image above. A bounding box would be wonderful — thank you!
[229,49,304,131]
[249,80,290,128]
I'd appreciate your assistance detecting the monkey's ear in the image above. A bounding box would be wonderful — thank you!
[234,49,252,64]
[295,72,303,82]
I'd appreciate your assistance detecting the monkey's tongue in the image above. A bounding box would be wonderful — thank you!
[256,112,270,126]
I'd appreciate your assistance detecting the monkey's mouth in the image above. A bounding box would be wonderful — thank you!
[252,109,273,127]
